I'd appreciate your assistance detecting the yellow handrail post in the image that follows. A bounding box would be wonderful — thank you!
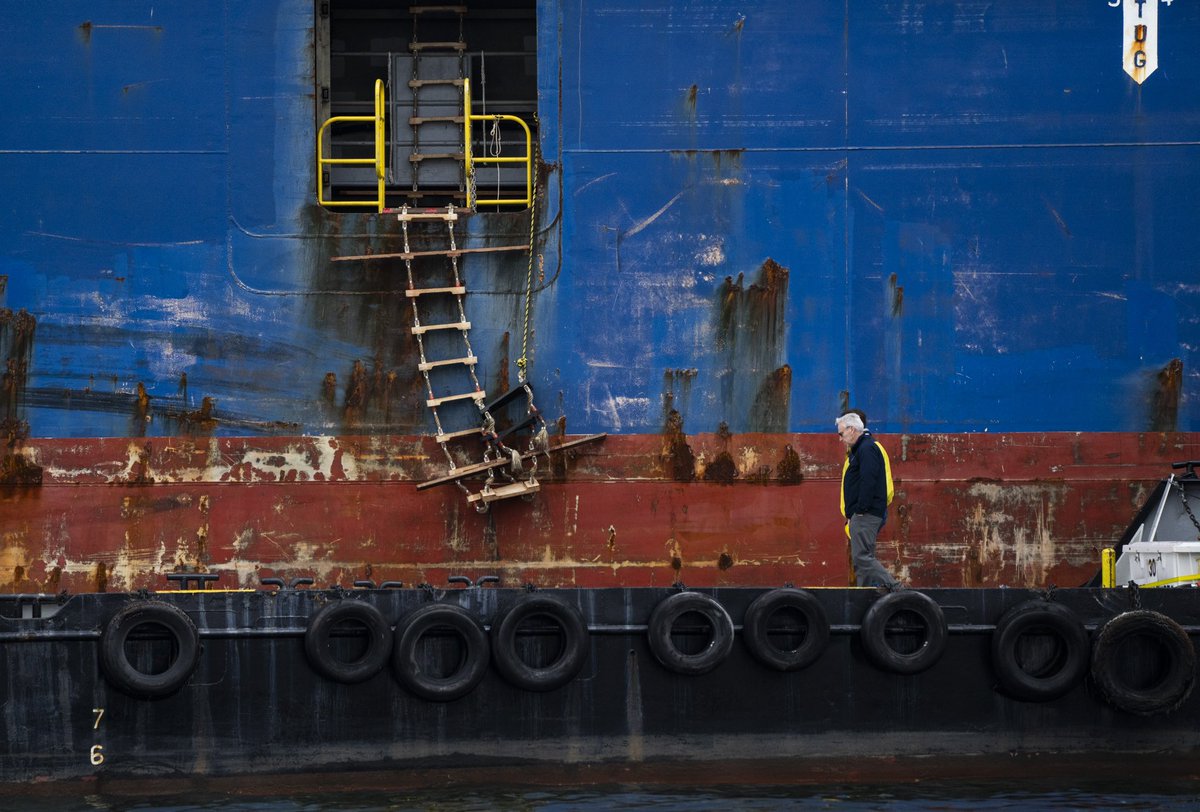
[1101,548,1116,588]
[464,78,474,208]
[375,77,386,211]
[462,77,532,208]
[317,78,387,212]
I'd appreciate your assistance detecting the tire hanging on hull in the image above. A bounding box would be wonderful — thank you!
[647,591,735,675]
[741,588,829,672]
[304,600,393,684]
[491,593,590,692]
[859,590,947,675]
[392,603,490,701]
[990,600,1089,702]
[100,601,201,699]
[1091,609,1196,715]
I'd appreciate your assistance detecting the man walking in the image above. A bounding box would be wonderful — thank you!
[836,412,899,589]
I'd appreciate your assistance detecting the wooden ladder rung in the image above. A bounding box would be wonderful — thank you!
[407,285,466,298]
[409,79,465,88]
[419,355,477,371]
[409,42,467,51]
[394,208,458,221]
[435,427,483,444]
[427,390,486,408]
[395,190,468,200]
[410,152,465,162]
[332,245,527,263]
[467,480,541,504]
[412,320,470,335]
[411,116,465,125]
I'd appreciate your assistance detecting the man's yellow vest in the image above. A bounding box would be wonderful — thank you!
[840,439,894,534]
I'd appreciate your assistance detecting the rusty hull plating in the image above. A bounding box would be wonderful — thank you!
[1,430,1197,594]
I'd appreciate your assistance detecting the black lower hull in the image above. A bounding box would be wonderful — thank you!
[2,586,1197,784]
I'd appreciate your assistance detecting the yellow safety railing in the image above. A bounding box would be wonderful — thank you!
[1101,548,1115,588]
[317,78,386,212]
[463,78,532,208]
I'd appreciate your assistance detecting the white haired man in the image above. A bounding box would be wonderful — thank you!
[836,412,899,589]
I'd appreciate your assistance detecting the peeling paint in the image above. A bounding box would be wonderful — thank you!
[0,431,1193,593]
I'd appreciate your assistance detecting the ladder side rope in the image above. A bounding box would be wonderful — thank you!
[516,134,538,386]
[402,214,451,453]
[514,141,548,457]
[404,207,473,498]
[403,205,525,508]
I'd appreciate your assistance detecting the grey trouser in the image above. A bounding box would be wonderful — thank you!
[849,513,897,588]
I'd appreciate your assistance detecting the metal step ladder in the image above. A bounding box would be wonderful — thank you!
[405,4,469,202]
[396,204,547,508]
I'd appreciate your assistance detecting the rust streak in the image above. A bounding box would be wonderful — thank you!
[776,444,802,485]
[1149,358,1183,432]
[660,408,695,482]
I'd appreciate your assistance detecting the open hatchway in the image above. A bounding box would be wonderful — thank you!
[316,0,537,209]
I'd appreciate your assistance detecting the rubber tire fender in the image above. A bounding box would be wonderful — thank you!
[990,600,1089,702]
[742,588,830,672]
[491,594,590,692]
[392,603,490,702]
[647,591,735,676]
[304,600,393,684]
[100,601,201,699]
[859,590,947,675]
[1091,609,1196,716]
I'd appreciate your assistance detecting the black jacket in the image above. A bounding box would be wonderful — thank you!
[842,431,888,522]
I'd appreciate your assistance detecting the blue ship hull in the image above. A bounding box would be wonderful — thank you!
[0,2,1197,592]
[1,1,1195,438]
